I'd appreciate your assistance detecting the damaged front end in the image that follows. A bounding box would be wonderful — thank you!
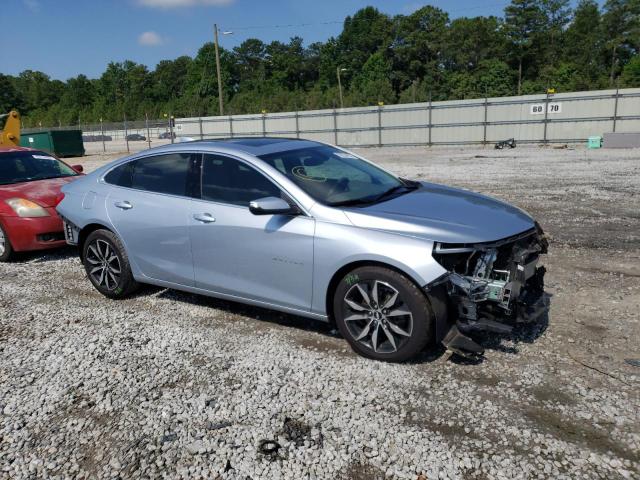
[429,225,549,359]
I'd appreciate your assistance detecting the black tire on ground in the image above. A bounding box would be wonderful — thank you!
[0,223,14,262]
[82,229,139,299]
[333,266,434,362]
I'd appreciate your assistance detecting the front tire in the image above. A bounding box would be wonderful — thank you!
[333,266,433,362]
[0,223,14,262]
[83,229,139,298]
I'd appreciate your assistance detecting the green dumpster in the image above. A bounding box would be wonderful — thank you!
[20,130,85,157]
[587,136,602,149]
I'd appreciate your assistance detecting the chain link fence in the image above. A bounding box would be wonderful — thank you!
[23,117,176,155]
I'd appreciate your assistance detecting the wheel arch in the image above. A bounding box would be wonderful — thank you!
[325,259,452,344]
[77,222,114,259]
[325,260,427,326]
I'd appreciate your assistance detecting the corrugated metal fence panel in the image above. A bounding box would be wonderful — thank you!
[175,88,640,146]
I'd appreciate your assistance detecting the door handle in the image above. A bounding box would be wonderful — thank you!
[114,201,133,210]
[193,213,216,223]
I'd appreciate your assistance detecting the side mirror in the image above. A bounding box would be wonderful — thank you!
[72,164,84,173]
[249,197,298,216]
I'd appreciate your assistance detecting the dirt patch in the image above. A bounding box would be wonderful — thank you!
[524,406,638,462]
[530,385,577,405]
[338,461,391,480]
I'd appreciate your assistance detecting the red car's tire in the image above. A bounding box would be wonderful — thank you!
[0,223,14,262]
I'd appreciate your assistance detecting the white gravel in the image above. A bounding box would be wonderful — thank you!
[1,145,639,479]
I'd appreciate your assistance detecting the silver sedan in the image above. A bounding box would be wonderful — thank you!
[57,138,548,361]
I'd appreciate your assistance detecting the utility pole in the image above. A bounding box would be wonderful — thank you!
[214,23,224,116]
[337,67,347,109]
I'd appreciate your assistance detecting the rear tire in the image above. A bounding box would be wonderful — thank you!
[0,223,14,262]
[83,229,139,298]
[333,266,433,362]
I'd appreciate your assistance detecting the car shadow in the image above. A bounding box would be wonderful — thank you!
[129,286,550,365]
[153,287,338,337]
[11,246,78,263]
[449,292,553,365]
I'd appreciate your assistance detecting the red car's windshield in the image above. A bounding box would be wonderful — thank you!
[0,151,78,186]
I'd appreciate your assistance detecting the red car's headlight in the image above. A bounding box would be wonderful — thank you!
[5,198,50,218]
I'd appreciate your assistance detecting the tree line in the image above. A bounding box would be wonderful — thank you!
[1,0,638,128]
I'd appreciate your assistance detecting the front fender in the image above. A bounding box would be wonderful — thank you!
[311,220,447,316]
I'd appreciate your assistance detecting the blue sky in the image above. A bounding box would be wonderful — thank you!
[2,0,532,80]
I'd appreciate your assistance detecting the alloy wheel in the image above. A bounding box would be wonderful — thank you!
[86,239,121,291]
[0,228,5,256]
[343,280,413,354]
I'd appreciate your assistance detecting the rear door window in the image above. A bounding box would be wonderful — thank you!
[130,153,194,196]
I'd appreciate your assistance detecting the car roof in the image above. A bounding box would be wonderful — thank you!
[0,145,35,153]
[152,137,325,157]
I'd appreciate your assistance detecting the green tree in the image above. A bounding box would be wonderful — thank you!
[602,0,640,85]
[564,0,606,89]
[349,51,395,105]
[504,0,545,94]
[620,54,640,86]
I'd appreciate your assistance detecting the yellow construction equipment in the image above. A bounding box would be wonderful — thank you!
[0,110,21,147]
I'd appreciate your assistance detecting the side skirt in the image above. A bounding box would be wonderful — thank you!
[135,275,330,322]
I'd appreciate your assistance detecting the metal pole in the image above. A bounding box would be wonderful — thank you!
[229,115,233,138]
[199,117,204,140]
[262,112,266,137]
[337,67,344,110]
[333,108,338,145]
[100,118,106,153]
[543,91,550,145]
[613,86,620,133]
[214,24,224,116]
[428,91,432,147]
[169,115,174,144]
[377,105,383,147]
[483,96,488,146]
[295,111,300,139]
[145,112,151,149]
[124,114,130,153]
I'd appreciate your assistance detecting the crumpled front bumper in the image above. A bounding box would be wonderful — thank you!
[428,225,549,358]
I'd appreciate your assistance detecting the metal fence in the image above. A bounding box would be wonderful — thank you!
[176,88,640,147]
[22,87,640,155]
[23,118,175,155]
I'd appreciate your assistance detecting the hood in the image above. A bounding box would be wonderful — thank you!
[343,182,535,244]
[0,176,78,208]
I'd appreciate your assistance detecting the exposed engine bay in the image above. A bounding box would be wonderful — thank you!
[430,225,549,358]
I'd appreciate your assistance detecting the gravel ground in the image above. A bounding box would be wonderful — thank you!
[1,145,639,480]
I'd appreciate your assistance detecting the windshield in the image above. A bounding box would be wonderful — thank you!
[259,145,413,206]
[0,151,78,186]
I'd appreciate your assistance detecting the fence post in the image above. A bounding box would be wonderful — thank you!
[333,108,338,145]
[295,111,300,139]
[145,113,151,149]
[229,115,234,138]
[169,116,174,144]
[262,112,266,137]
[428,91,433,147]
[613,87,620,133]
[124,114,130,153]
[100,118,106,153]
[543,91,550,145]
[377,104,383,147]
[483,96,488,146]
[199,117,204,140]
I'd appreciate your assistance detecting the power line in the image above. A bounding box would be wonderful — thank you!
[224,20,343,32]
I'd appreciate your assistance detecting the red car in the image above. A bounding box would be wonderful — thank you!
[0,146,83,261]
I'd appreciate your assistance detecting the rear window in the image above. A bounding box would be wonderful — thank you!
[104,162,133,188]
[131,153,192,196]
